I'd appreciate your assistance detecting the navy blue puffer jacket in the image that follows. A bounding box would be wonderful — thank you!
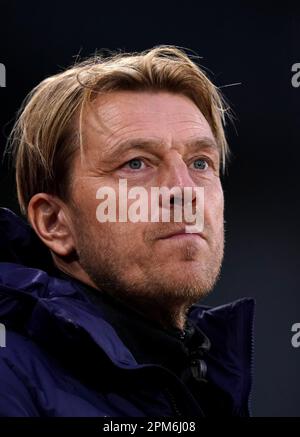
[0,208,254,417]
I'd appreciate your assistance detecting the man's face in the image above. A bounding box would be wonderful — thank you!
[68,91,224,310]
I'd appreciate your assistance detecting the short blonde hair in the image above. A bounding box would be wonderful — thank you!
[8,45,230,215]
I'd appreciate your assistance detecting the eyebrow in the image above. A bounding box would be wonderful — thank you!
[185,137,219,152]
[106,136,219,157]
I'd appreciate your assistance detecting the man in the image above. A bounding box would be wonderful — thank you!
[0,46,254,417]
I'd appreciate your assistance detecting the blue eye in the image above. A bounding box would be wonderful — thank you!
[127,158,144,170]
[193,159,208,170]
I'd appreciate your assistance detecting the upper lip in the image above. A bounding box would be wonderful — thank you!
[159,227,205,239]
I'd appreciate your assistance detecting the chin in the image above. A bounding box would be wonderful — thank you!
[160,271,210,289]
[157,263,218,294]
[164,261,206,277]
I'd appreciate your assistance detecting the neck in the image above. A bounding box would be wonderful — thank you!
[108,292,191,331]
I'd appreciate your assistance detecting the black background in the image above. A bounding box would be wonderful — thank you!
[0,0,299,416]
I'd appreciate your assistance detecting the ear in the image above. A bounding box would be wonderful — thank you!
[27,193,75,257]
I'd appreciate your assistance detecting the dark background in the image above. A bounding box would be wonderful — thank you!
[0,0,299,416]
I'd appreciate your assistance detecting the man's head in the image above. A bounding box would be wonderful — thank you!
[9,46,230,328]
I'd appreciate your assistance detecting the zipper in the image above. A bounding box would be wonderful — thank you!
[164,387,183,417]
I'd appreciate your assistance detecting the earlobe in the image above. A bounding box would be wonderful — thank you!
[28,194,75,257]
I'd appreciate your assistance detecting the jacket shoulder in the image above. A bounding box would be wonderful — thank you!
[0,330,131,417]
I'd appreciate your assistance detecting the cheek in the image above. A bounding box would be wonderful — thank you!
[75,180,107,222]
[204,181,224,227]
[113,222,146,245]
[73,179,94,205]
[70,186,103,246]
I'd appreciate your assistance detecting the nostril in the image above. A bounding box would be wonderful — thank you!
[170,195,183,207]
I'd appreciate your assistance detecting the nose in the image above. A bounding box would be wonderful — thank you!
[159,151,199,186]
[156,152,200,210]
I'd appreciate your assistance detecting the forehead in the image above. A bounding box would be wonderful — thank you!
[84,91,215,150]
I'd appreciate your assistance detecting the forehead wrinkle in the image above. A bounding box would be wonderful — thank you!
[174,115,215,134]
[104,116,210,144]
[83,107,115,138]
[106,136,165,157]
[87,98,136,138]
[91,97,209,137]
[104,126,153,150]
